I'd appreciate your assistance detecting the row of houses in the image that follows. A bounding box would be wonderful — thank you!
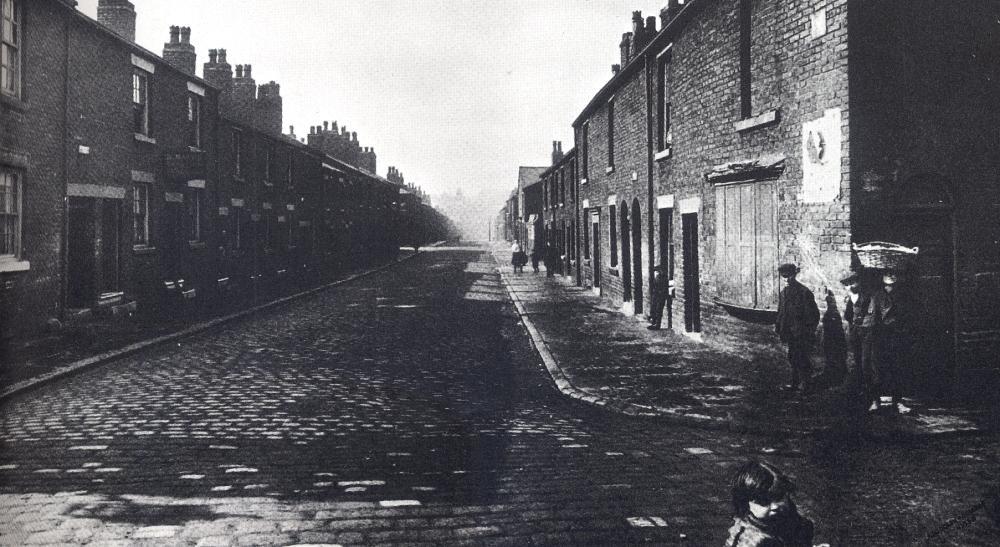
[0,0,452,341]
[499,0,1000,396]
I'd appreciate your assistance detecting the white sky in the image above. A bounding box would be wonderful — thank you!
[76,0,667,210]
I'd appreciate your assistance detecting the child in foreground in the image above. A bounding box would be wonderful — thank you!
[725,460,815,547]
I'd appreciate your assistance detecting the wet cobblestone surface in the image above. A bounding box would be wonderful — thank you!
[0,246,998,545]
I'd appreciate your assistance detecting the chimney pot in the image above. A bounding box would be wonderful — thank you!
[646,16,657,34]
[181,26,191,43]
[290,125,295,134]
[218,49,227,63]
[612,63,621,75]
[209,49,218,63]
[169,25,180,43]
[323,121,329,131]
[244,64,252,79]
[235,65,244,78]
[352,131,358,142]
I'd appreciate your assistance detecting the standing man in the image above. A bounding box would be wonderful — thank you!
[775,263,820,392]
[647,264,670,330]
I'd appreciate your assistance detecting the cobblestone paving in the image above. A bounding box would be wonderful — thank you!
[0,246,998,545]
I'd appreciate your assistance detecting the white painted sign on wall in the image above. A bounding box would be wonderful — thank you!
[801,108,841,202]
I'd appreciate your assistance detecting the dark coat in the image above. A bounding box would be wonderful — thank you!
[725,512,814,547]
[775,279,820,344]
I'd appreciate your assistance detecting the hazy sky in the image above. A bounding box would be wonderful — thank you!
[76,0,667,209]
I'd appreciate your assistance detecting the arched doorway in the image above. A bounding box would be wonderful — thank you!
[620,202,632,302]
[631,198,643,313]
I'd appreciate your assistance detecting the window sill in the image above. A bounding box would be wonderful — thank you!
[134,133,157,145]
[654,147,672,161]
[0,259,30,273]
[132,245,157,255]
[606,166,615,174]
[188,241,207,250]
[0,92,28,112]
[734,109,780,133]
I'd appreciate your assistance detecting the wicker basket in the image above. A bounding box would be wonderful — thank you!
[852,241,919,270]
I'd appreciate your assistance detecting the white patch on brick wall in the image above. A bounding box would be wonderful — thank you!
[801,108,842,202]
[657,195,674,209]
[810,9,828,39]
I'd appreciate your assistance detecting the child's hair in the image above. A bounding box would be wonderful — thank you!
[731,460,796,517]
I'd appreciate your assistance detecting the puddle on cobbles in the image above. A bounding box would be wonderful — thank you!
[65,497,216,526]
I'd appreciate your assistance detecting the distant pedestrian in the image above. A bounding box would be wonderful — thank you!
[544,242,559,277]
[775,263,820,392]
[821,288,847,386]
[726,460,815,547]
[647,264,670,330]
[511,240,527,273]
[530,246,541,273]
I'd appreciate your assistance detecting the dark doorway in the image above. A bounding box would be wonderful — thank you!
[658,207,675,329]
[67,198,96,308]
[620,203,632,302]
[631,198,643,313]
[892,211,954,389]
[682,212,700,332]
[99,200,121,295]
[591,211,601,290]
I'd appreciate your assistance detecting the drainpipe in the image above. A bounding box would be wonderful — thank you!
[60,19,71,320]
[645,53,656,319]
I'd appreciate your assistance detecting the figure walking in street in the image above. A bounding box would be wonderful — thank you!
[530,245,541,273]
[863,272,913,414]
[726,460,815,547]
[544,242,559,277]
[510,240,527,273]
[647,264,670,330]
[775,263,820,392]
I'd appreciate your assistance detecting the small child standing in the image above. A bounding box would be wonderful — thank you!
[725,461,815,547]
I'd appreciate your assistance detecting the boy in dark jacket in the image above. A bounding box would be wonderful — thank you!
[775,263,820,391]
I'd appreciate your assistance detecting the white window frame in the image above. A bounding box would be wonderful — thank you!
[187,93,201,149]
[232,129,243,178]
[187,190,201,243]
[133,69,151,136]
[1,0,20,98]
[0,166,22,261]
[132,183,149,246]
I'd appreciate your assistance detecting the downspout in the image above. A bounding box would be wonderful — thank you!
[645,53,655,316]
[59,18,71,320]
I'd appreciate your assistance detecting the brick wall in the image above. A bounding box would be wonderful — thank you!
[0,1,71,338]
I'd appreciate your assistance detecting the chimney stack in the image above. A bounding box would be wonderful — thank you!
[203,48,232,97]
[662,0,681,26]
[620,32,632,66]
[323,121,329,131]
[97,0,136,42]
[163,25,196,75]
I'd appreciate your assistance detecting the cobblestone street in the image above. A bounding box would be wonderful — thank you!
[1,247,998,546]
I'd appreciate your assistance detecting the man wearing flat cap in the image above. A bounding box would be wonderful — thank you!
[775,263,820,391]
